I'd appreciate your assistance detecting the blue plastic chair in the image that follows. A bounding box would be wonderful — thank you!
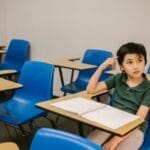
[0,39,30,73]
[0,61,54,136]
[61,49,112,95]
[140,65,150,150]
[30,128,102,150]
[140,117,150,150]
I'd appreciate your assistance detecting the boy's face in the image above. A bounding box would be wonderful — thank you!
[120,53,145,78]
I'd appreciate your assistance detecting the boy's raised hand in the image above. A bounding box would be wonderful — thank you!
[100,57,117,70]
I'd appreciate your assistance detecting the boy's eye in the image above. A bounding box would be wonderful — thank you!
[127,61,133,64]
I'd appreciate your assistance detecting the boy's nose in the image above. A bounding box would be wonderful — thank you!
[133,63,138,68]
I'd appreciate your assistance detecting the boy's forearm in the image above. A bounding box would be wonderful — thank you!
[86,57,116,94]
[86,66,104,93]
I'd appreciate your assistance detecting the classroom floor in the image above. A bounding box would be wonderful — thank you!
[0,93,93,150]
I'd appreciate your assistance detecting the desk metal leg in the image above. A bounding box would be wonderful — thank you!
[77,122,85,137]
[70,69,75,83]
[58,67,64,87]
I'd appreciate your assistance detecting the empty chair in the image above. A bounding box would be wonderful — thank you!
[61,49,112,95]
[0,39,30,73]
[0,61,54,136]
[30,128,102,150]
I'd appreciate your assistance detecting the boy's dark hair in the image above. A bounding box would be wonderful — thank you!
[117,42,147,65]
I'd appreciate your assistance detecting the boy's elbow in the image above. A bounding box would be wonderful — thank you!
[86,87,96,94]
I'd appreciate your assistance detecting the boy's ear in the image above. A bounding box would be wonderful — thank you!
[120,65,124,72]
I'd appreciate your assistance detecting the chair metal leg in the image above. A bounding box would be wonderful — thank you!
[4,123,13,140]
[63,92,67,96]
[28,121,36,133]
[18,125,29,147]
[45,116,57,129]
[14,128,20,141]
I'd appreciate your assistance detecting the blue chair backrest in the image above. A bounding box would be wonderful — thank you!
[4,39,30,72]
[76,49,112,88]
[140,116,150,150]
[30,128,102,150]
[140,66,150,150]
[13,61,54,103]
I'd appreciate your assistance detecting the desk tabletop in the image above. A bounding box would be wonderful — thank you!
[36,91,144,136]
[0,78,23,91]
[50,58,96,70]
[0,142,19,150]
[0,50,6,54]
[0,69,17,76]
[0,45,6,50]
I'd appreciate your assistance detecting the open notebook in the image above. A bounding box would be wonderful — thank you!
[52,97,140,129]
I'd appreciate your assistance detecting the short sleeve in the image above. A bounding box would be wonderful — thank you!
[105,75,115,90]
[141,88,150,107]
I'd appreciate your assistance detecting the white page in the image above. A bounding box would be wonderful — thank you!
[82,105,139,129]
[51,97,105,115]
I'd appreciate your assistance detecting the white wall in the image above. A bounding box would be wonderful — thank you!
[0,0,6,44]
[2,0,150,95]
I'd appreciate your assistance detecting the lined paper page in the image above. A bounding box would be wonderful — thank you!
[51,97,105,115]
[82,105,139,129]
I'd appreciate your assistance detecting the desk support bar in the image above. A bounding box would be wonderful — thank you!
[70,69,75,83]
[58,67,64,86]
[77,122,85,137]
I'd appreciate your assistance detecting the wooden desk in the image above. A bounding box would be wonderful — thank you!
[0,142,19,150]
[0,49,6,63]
[36,91,144,136]
[0,50,6,54]
[0,69,17,76]
[50,58,96,86]
[0,78,22,91]
[0,45,6,50]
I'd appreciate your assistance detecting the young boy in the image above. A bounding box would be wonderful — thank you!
[86,42,150,150]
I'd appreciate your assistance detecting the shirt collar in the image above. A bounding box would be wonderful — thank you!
[121,72,149,92]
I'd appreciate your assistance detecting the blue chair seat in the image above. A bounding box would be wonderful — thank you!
[61,81,86,94]
[0,99,46,125]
